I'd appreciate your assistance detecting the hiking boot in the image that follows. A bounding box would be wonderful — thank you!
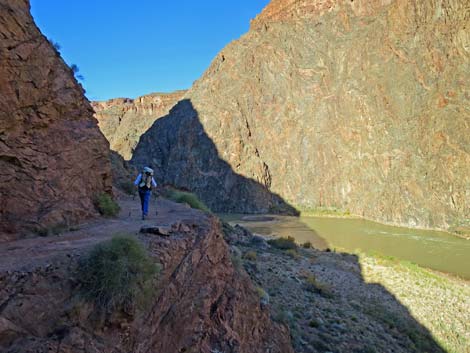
[142,214,146,220]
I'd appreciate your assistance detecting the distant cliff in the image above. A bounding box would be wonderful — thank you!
[132,0,470,231]
[0,0,112,240]
[93,91,185,160]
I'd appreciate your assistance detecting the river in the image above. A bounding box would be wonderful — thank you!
[221,214,470,280]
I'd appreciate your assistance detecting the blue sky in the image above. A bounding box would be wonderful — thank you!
[30,0,270,101]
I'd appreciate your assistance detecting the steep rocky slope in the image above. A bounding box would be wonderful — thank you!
[132,0,470,231]
[226,224,457,353]
[0,200,293,353]
[92,91,185,160]
[0,0,112,241]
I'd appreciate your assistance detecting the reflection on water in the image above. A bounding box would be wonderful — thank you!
[220,214,470,280]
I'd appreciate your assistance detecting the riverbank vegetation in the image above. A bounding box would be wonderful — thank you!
[298,206,353,218]
[225,225,469,353]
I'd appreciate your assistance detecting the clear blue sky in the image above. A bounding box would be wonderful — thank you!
[30,0,269,101]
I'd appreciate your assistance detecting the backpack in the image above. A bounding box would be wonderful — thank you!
[139,167,154,190]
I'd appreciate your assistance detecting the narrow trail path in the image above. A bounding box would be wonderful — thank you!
[0,195,196,271]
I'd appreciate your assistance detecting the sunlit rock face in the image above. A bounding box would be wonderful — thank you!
[135,0,469,230]
[92,91,186,160]
[0,0,112,240]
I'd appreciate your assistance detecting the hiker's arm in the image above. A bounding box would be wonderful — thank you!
[134,174,142,186]
[152,177,157,187]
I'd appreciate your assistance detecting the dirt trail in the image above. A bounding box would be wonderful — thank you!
[0,195,196,271]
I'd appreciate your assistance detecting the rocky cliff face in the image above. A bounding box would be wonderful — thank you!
[132,99,299,214]
[133,0,470,230]
[0,206,293,353]
[92,91,185,160]
[0,0,112,240]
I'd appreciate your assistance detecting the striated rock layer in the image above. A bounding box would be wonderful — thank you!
[0,206,293,353]
[92,91,186,160]
[133,0,470,230]
[0,0,112,240]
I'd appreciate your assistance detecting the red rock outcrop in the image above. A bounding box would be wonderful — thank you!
[132,0,470,231]
[0,0,112,241]
[0,203,293,353]
[92,91,185,160]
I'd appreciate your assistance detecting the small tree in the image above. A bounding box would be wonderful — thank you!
[70,63,85,81]
[48,38,61,52]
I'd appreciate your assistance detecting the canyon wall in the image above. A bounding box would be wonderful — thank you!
[93,91,185,160]
[0,0,112,240]
[132,0,470,230]
[132,99,299,214]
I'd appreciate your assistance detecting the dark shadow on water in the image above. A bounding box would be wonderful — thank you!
[220,213,330,250]
[131,99,299,215]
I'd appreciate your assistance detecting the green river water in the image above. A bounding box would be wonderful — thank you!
[221,214,470,280]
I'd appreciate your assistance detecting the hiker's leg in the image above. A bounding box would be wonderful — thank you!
[143,191,151,216]
[155,194,158,216]
[139,190,145,213]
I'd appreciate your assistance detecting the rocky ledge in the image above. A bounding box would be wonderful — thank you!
[0,201,293,353]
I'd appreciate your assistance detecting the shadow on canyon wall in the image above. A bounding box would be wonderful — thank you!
[126,99,449,352]
[130,99,299,216]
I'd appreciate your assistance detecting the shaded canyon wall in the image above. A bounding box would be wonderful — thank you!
[132,0,470,230]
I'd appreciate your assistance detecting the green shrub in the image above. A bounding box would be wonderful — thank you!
[304,274,332,297]
[231,254,242,272]
[119,181,136,196]
[305,274,319,289]
[36,223,68,237]
[309,319,320,328]
[255,286,270,305]
[299,206,351,217]
[267,236,298,250]
[49,38,61,51]
[272,309,294,325]
[164,189,211,213]
[359,347,377,353]
[286,248,300,259]
[243,251,257,261]
[222,221,234,239]
[96,193,120,217]
[302,241,312,249]
[77,235,159,312]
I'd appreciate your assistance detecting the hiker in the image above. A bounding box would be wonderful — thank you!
[134,166,157,220]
